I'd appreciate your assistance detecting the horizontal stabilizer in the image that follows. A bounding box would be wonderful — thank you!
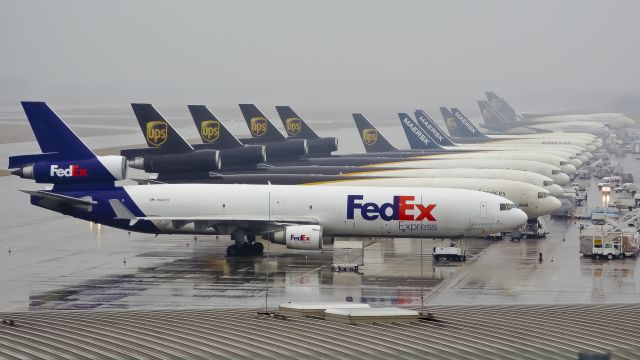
[22,190,96,211]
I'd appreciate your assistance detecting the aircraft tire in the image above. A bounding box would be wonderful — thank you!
[252,242,264,256]
[227,245,239,257]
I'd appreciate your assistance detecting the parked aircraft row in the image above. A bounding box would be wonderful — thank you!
[9,94,616,256]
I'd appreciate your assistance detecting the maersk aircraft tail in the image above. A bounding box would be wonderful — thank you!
[352,113,398,153]
[412,110,457,147]
[441,107,490,139]
[397,113,443,150]
[188,105,245,149]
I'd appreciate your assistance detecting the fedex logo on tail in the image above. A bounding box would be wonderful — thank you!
[50,164,88,177]
[347,195,436,221]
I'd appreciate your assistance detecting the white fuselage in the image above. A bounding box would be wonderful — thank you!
[527,113,635,129]
[123,184,527,237]
[314,177,561,218]
[344,168,564,196]
[362,159,570,185]
[415,152,577,174]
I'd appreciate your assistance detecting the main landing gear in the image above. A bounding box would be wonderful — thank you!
[226,231,264,257]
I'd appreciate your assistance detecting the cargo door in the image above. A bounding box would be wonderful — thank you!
[480,201,487,219]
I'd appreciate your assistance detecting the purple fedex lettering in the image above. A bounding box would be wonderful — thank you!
[347,195,436,222]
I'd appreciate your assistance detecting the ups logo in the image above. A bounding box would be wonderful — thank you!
[146,121,168,147]
[362,128,378,145]
[250,117,267,137]
[200,120,220,142]
[285,117,302,136]
[482,109,494,120]
[446,117,457,130]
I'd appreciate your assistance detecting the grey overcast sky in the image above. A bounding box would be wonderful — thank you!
[1,0,639,112]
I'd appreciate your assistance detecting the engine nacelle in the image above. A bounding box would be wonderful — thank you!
[213,145,266,167]
[129,150,221,173]
[240,138,308,160]
[10,155,127,184]
[306,137,338,156]
[268,225,323,250]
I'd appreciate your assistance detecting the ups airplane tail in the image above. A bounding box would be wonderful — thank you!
[398,113,443,150]
[412,110,456,147]
[275,106,319,140]
[130,103,194,154]
[352,113,398,153]
[441,107,490,139]
[188,105,244,149]
[239,104,287,142]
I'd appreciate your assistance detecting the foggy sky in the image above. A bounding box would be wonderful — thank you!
[1,0,639,112]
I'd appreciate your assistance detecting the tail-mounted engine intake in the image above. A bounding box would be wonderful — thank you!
[306,137,338,156]
[9,154,127,184]
[128,149,221,173]
[268,225,323,250]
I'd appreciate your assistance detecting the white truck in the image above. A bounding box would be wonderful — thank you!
[432,244,466,262]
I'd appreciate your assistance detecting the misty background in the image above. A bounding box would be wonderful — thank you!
[1,0,640,118]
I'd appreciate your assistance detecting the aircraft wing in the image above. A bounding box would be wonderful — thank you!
[22,190,96,211]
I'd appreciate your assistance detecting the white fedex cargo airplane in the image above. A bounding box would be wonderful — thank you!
[10,102,528,257]
[314,177,561,219]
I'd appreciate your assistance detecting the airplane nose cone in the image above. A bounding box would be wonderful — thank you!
[560,164,577,175]
[548,184,564,197]
[509,208,528,229]
[583,152,593,160]
[555,172,570,185]
[570,159,582,167]
[586,145,596,152]
[549,196,562,212]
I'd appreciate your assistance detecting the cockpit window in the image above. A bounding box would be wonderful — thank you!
[560,161,568,166]
[500,203,515,211]
[538,192,549,198]
[552,170,560,174]
[543,180,554,186]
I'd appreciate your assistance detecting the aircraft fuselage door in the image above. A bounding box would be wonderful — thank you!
[480,201,487,219]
